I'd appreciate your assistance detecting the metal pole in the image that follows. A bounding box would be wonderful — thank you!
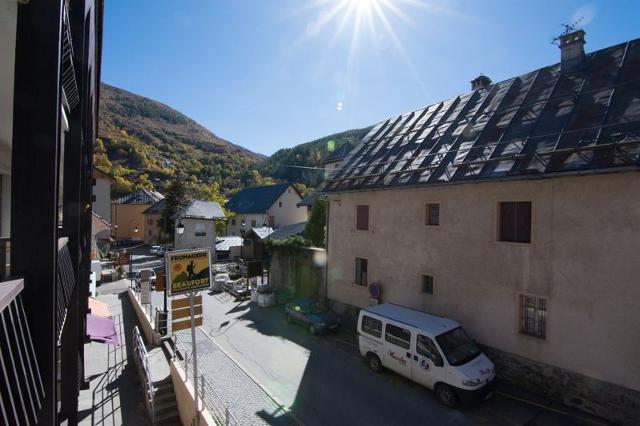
[190,291,199,424]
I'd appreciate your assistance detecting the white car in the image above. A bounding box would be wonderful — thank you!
[149,245,165,256]
[135,268,157,288]
[213,273,230,292]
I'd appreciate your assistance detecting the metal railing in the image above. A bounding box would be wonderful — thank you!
[56,238,76,341]
[0,279,45,425]
[173,334,239,426]
[132,326,155,425]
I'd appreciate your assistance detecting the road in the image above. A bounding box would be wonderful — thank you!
[193,292,598,426]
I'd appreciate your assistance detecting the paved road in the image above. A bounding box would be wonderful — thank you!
[190,292,597,426]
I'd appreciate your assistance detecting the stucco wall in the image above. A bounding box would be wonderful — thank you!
[92,178,111,223]
[327,172,640,393]
[270,186,307,227]
[111,203,150,241]
[227,212,266,236]
[143,212,163,245]
[174,218,216,255]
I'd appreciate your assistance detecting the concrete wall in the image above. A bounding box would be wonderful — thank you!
[227,212,266,236]
[270,186,307,227]
[170,361,216,426]
[270,247,326,299]
[327,172,640,395]
[112,203,150,241]
[143,212,163,245]
[174,218,216,255]
[92,177,110,223]
[127,288,160,345]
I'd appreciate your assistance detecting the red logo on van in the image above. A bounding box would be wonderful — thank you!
[388,351,407,366]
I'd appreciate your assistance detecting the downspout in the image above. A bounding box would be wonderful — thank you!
[323,196,330,304]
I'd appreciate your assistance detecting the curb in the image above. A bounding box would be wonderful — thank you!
[198,327,305,426]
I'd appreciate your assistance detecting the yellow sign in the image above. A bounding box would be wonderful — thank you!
[165,249,211,295]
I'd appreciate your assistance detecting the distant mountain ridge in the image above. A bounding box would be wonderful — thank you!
[96,82,372,194]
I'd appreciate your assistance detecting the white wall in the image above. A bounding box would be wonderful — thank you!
[174,218,216,256]
[226,212,267,236]
[269,186,307,227]
[92,178,111,223]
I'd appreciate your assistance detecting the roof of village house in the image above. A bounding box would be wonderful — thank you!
[297,191,324,207]
[246,226,275,241]
[112,189,164,205]
[323,37,640,193]
[215,236,242,252]
[172,200,225,220]
[142,198,166,215]
[269,222,307,241]
[225,183,294,213]
[324,143,354,164]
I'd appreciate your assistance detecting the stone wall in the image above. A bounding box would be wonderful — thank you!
[270,247,326,300]
[483,346,640,425]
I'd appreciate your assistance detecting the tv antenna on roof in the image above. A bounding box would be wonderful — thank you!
[551,17,584,45]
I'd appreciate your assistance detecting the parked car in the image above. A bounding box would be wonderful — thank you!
[285,299,340,334]
[149,245,165,256]
[135,268,157,288]
[357,303,495,407]
[213,273,230,292]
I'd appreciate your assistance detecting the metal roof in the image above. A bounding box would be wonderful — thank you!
[112,189,164,205]
[215,236,242,251]
[142,198,166,215]
[324,143,354,163]
[363,303,459,336]
[297,191,324,207]
[247,227,274,241]
[268,222,307,241]
[324,38,640,193]
[172,200,225,220]
[225,183,291,213]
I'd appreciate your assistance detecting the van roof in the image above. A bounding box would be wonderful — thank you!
[363,303,459,336]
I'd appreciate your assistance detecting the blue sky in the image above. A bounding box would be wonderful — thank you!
[102,0,640,156]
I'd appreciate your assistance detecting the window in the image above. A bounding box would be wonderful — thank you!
[361,315,382,338]
[416,334,443,366]
[499,201,531,243]
[421,275,434,294]
[519,295,547,339]
[355,257,368,286]
[279,201,282,207]
[195,223,206,237]
[426,203,439,225]
[385,323,411,349]
[251,219,256,227]
[356,205,369,230]
[231,219,236,226]
[148,230,152,236]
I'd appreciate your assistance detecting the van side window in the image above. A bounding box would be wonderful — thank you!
[417,334,443,366]
[361,315,382,338]
[385,323,411,349]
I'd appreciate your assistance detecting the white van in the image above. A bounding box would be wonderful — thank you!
[358,303,495,407]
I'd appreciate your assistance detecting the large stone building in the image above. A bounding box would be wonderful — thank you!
[323,31,640,423]
[225,183,307,236]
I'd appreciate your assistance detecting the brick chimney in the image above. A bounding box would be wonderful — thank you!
[470,74,492,91]
[559,29,586,71]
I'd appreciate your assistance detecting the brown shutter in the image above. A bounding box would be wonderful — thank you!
[499,202,516,241]
[356,205,369,230]
[515,202,532,243]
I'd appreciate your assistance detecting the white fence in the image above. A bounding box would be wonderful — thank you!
[133,326,156,424]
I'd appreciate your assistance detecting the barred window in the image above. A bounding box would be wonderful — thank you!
[426,203,439,226]
[361,315,382,338]
[385,323,411,349]
[519,295,547,339]
[355,258,368,286]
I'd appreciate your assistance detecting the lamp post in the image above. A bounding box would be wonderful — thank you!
[176,220,185,235]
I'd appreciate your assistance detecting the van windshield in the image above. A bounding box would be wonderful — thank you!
[435,327,481,366]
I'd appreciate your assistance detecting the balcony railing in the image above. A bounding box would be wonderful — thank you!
[56,238,76,341]
[0,278,45,425]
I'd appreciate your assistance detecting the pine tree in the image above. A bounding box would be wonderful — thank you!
[161,176,189,239]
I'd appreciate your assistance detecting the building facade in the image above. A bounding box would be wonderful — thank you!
[142,198,166,245]
[111,189,163,241]
[225,183,307,236]
[0,0,104,423]
[92,166,112,223]
[173,200,225,255]
[324,33,640,423]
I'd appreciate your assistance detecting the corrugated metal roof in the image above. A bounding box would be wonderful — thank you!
[173,200,225,220]
[112,189,164,205]
[225,184,290,213]
[215,236,242,251]
[324,38,640,193]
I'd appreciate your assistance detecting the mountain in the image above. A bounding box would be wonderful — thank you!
[260,127,372,189]
[96,83,264,195]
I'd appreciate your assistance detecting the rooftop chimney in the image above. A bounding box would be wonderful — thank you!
[470,74,492,91]
[559,29,586,71]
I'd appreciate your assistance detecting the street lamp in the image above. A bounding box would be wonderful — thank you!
[176,221,185,235]
[133,225,139,234]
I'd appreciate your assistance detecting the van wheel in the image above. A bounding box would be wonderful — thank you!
[435,384,458,407]
[367,354,383,373]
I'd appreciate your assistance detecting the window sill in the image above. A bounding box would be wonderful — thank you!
[352,282,368,288]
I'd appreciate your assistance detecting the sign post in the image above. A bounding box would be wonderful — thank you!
[165,248,212,425]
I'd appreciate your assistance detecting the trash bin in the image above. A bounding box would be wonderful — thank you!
[155,308,168,336]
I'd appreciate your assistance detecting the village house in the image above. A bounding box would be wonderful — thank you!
[173,200,225,255]
[323,31,640,423]
[111,189,163,242]
[142,198,167,245]
[225,183,307,236]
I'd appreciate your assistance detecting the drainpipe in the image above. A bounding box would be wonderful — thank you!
[323,196,330,304]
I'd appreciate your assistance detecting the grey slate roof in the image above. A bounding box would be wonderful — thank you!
[297,192,324,207]
[215,236,242,251]
[269,222,307,241]
[172,200,225,220]
[112,189,164,205]
[225,184,291,213]
[324,37,640,193]
[142,198,166,215]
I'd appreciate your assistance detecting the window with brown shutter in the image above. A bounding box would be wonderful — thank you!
[356,205,369,230]
[499,201,531,243]
[355,257,368,286]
